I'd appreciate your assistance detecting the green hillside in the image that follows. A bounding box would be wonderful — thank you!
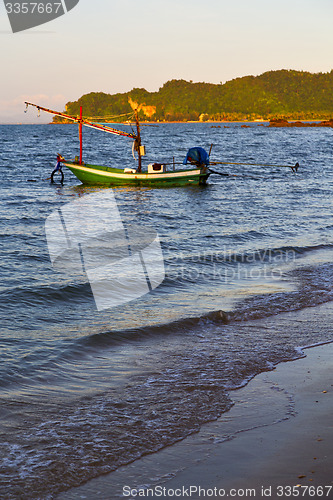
[54,69,333,123]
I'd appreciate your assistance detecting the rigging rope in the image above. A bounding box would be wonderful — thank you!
[82,111,134,121]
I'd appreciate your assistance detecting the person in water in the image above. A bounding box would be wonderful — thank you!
[51,155,64,184]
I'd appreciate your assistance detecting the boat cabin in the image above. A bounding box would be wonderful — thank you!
[148,163,166,174]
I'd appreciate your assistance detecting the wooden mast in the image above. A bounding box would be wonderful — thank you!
[134,109,142,173]
[79,106,83,164]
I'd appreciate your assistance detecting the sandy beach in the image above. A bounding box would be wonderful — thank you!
[158,342,333,499]
[58,337,333,499]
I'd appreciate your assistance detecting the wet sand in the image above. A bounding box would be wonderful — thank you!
[160,342,333,499]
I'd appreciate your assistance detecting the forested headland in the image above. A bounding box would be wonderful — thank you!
[53,69,333,123]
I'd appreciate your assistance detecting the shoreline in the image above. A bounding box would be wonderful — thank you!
[160,342,333,499]
[49,118,332,126]
[57,328,333,498]
[3,118,332,126]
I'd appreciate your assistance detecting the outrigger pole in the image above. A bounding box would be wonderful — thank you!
[24,101,142,169]
[210,160,300,172]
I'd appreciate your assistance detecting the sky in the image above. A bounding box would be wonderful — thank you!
[0,0,333,123]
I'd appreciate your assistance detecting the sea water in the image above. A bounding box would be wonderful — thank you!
[0,122,332,498]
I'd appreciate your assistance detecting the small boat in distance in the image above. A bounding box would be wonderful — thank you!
[24,102,211,187]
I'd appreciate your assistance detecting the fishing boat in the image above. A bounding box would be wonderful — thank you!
[24,102,211,187]
[61,161,209,187]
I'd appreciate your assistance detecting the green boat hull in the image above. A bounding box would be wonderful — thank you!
[63,162,210,187]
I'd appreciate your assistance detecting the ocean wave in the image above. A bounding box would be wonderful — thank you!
[0,281,92,308]
[1,244,332,339]
[1,259,332,397]
[73,262,333,354]
[166,242,333,266]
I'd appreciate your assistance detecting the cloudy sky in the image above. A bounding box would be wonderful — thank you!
[1,0,332,123]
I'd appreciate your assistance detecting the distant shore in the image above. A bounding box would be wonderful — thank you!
[48,118,333,127]
[4,117,333,126]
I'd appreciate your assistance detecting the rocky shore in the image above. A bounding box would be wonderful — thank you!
[268,118,333,127]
